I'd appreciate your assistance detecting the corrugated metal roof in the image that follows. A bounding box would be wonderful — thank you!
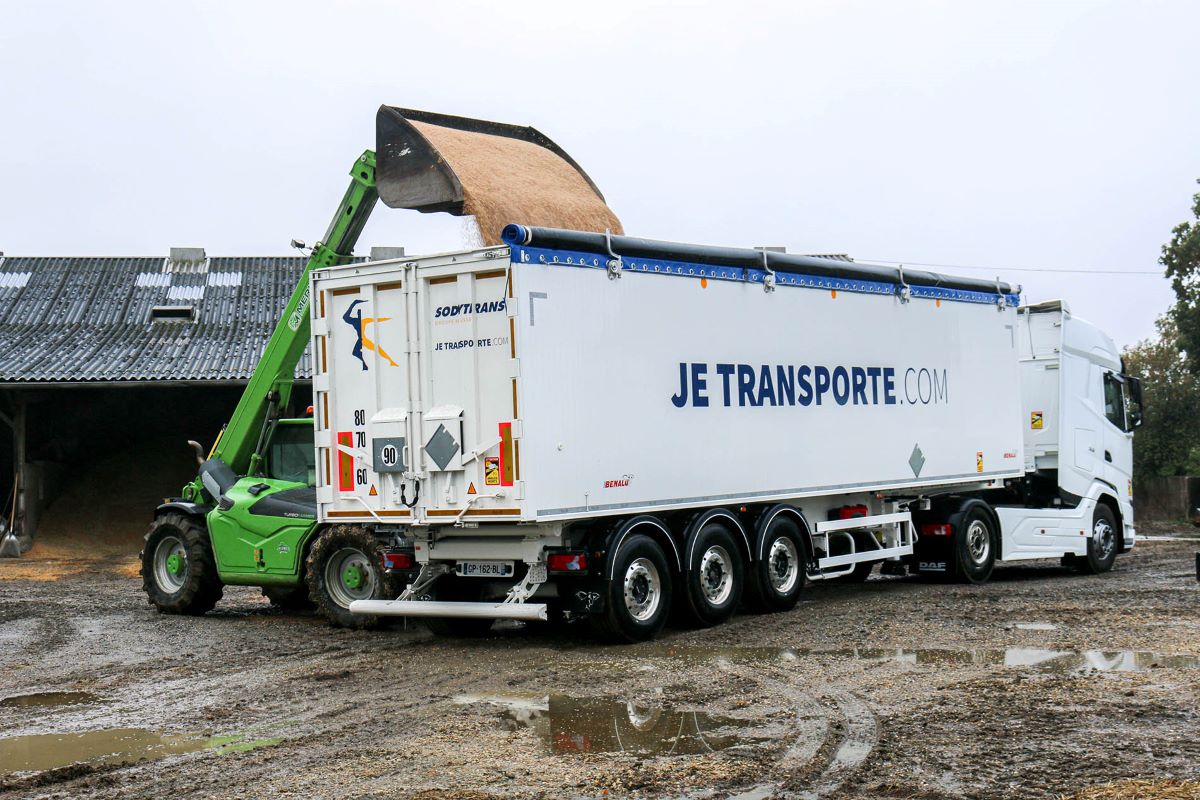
[0,254,349,384]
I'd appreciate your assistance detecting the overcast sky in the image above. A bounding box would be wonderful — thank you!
[1,0,1197,349]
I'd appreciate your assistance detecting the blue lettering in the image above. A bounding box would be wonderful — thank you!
[757,365,776,406]
[691,362,709,407]
[814,366,831,405]
[737,364,759,407]
[867,367,882,404]
[832,367,850,405]
[796,365,813,406]
[671,362,688,408]
[716,363,735,406]
[884,368,897,404]
[851,367,867,405]
[776,365,795,406]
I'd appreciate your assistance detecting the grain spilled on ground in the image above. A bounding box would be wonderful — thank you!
[411,120,623,245]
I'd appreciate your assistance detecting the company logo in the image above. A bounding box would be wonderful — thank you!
[604,474,634,489]
[670,362,949,408]
[342,299,399,371]
[433,300,506,319]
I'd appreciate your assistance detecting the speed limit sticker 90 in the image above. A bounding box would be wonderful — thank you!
[373,437,406,473]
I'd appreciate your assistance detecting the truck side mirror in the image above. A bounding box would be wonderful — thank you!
[1126,376,1145,429]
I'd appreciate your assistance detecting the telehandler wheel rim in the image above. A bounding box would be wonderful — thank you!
[153,535,188,594]
[767,536,800,594]
[699,545,734,605]
[965,520,991,565]
[1093,517,1116,562]
[325,548,375,609]
[623,557,662,622]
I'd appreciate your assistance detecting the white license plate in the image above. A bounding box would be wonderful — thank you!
[455,560,515,578]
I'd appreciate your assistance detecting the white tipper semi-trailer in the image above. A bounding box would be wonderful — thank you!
[306,225,1143,641]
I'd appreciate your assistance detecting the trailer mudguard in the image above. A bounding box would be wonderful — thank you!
[752,504,817,570]
[680,508,751,569]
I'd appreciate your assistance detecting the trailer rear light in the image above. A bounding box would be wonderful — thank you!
[547,553,588,573]
[382,552,414,570]
[920,523,952,537]
[835,504,869,520]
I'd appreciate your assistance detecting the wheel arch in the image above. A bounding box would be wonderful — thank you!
[1092,492,1124,549]
[925,495,1002,558]
[602,515,681,580]
[681,507,752,571]
[752,504,815,567]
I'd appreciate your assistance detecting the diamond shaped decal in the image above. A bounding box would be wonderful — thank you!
[424,424,460,470]
[908,443,925,478]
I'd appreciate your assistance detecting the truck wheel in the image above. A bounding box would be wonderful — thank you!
[678,523,744,627]
[956,507,997,584]
[262,585,314,610]
[305,525,399,630]
[744,516,807,612]
[141,513,223,616]
[1077,505,1118,574]
[594,533,672,642]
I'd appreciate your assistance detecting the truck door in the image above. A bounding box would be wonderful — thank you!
[1100,370,1134,499]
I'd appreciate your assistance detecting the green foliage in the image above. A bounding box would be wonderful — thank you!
[1123,317,1200,477]
[1162,179,1200,373]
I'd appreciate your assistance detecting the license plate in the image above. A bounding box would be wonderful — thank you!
[455,560,515,578]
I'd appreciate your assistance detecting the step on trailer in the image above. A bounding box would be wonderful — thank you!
[310,226,1142,641]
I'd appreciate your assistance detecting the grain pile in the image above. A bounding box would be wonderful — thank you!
[411,120,623,246]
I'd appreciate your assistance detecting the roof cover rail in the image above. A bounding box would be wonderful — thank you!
[151,305,195,323]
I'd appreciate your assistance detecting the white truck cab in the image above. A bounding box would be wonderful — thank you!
[998,300,1143,562]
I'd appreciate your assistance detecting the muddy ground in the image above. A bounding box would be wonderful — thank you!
[0,531,1197,800]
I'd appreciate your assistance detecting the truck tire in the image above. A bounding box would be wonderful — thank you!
[955,506,997,584]
[1076,504,1118,574]
[141,513,223,616]
[305,525,399,630]
[594,533,673,642]
[678,522,744,627]
[744,516,808,612]
[262,585,314,610]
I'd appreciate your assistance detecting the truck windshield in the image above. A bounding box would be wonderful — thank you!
[269,423,316,485]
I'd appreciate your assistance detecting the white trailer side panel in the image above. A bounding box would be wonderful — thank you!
[513,261,1024,520]
[313,247,1025,525]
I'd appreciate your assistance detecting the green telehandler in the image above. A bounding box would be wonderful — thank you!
[140,106,597,628]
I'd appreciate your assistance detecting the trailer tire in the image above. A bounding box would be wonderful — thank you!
[744,516,807,613]
[141,513,223,616]
[594,534,672,643]
[262,585,314,610]
[305,525,399,630]
[678,523,744,627]
[1077,504,1118,575]
[955,506,997,584]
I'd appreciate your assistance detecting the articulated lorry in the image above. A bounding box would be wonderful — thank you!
[141,106,1143,641]
[305,226,1143,641]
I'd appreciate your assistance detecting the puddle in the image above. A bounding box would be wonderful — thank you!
[0,691,99,708]
[0,728,281,775]
[623,644,1200,674]
[455,693,771,755]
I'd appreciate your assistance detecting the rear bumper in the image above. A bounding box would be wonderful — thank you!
[349,599,548,621]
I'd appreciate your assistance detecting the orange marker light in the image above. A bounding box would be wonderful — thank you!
[831,290,838,299]
[700,277,708,288]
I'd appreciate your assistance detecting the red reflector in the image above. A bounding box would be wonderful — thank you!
[920,523,952,537]
[837,504,869,520]
[547,553,588,572]
[383,552,413,570]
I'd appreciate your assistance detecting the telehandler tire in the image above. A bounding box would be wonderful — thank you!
[141,513,223,616]
[305,525,400,630]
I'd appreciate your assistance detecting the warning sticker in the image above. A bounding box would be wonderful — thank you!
[484,457,501,486]
[467,482,477,495]
[1031,411,1043,430]
[976,451,984,473]
[369,485,378,497]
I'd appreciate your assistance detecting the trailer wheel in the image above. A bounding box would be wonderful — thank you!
[1076,504,1118,575]
[141,513,223,616]
[744,516,807,612]
[956,507,997,584]
[678,523,744,627]
[262,585,314,610]
[594,534,673,642]
[305,525,399,630]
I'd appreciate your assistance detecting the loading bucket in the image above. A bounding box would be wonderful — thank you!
[375,105,608,214]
